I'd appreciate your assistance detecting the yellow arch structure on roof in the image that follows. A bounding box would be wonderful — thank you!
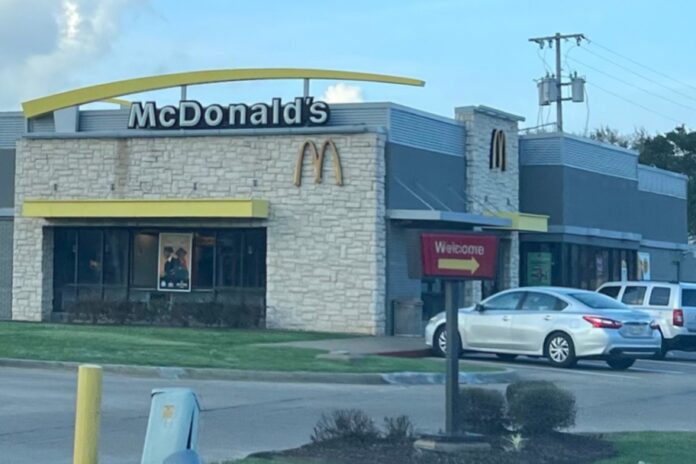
[21,68,425,118]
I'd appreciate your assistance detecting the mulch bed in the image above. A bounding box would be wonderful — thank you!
[251,433,617,464]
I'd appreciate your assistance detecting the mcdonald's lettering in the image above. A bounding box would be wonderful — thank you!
[489,129,507,171]
[294,139,344,187]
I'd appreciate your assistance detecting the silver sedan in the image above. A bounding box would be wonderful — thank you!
[424,287,661,369]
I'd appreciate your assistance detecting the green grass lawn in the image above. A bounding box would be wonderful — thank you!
[597,432,696,464]
[228,432,696,464]
[0,322,496,373]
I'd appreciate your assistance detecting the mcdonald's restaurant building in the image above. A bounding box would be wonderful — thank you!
[0,70,691,335]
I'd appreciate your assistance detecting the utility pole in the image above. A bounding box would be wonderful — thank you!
[529,33,586,132]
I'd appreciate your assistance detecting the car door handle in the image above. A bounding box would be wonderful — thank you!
[544,315,552,321]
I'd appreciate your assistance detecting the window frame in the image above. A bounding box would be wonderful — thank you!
[598,285,621,299]
[621,285,648,306]
[482,291,526,311]
[519,291,568,312]
[648,286,671,307]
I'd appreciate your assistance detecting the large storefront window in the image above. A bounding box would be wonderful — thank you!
[52,227,266,312]
[521,242,637,290]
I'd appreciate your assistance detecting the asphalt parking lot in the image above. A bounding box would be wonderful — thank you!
[2,353,696,463]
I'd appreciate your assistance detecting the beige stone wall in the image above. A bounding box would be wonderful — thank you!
[13,132,387,334]
[455,107,522,302]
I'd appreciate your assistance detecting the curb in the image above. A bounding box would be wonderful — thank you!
[381,369,519,385]
[0,357,517,386]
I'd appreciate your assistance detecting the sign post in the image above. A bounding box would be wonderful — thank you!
[420,233,498,436]
[445,283,460,435]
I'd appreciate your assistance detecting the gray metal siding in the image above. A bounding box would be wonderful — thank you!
[563,167,640,234]
[562,168,686,243]
[637,190,688,243]
[389,108,465,156]
[386,143,466,212]
[561,137,637,179]
[386,224,421,302]
[519,165,565,225]
[79,109,130,132]
[519,137,562,166]
[638,165,687,199]
[0,113,24,149]
[0,219,12,320]
[0,149,15,208]
[640,246,680,282]
[28,114,55,133]
[680,252,696,283]
[61,103,467,155]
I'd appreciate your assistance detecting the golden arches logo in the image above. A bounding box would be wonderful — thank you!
[293,139,344,187]
[489,129,507,171]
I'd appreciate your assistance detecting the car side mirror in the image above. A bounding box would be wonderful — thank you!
[475,303,485,312]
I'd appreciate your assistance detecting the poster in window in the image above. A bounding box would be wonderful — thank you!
[158,233,192,292]
[527,252,552,286]
[638,252,651,281]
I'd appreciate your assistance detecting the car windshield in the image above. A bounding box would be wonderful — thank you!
[568,292,631,309]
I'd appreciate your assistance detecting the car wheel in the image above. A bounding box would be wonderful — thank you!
[606,357,636,370]
[432,325,461,358]
[545,332,577,368]
[496,353,518,361]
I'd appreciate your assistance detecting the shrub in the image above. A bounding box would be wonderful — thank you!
[311,409,380,444]
[383,415,415,443]
[459,387,506,435]
[147,298,171,324]
[506,381,576,434]
[220,303,264,328]
[170,302,192,327]
[131,302,153,323]
[505,380,557,403]
[192,302,223,326]
[106,301,132,325]
[67,300,105,324]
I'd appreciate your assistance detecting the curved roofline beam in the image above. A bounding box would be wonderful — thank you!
[21,68,425,118]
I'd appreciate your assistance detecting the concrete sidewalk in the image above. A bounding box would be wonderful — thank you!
[258,335,429,355]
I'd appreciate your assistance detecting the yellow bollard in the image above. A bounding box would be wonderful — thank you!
[73,364,103,464]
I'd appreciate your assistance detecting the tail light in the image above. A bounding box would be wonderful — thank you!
[673,309,684,327]
[583,315,623,329]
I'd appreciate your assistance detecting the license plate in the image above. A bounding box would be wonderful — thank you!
[627,325,645,336]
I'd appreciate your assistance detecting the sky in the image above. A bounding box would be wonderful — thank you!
[1,0,695,135]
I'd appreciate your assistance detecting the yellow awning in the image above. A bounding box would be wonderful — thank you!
[22,199,268,219]
[488,211,548,232]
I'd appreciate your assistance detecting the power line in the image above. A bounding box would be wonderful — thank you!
[587,82,683,125]
[577,45,696,104]
[587,38,696,95]
[568,56,696,112]
[584,86,590,136]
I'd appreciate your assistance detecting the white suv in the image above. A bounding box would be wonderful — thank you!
[597,281,696,358]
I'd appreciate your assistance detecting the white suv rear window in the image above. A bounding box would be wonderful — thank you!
[622,286,647,305]
[649,287,671,306]
[682,289,696,307]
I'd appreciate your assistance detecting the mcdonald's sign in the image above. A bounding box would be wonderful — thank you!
[294,139,344,187]
[489,129,506,171]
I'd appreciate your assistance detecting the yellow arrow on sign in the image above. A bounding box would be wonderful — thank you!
[438,257,480,273]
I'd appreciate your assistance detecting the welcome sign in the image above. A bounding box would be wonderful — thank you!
[421,233,498,279]
[128,97,330,130]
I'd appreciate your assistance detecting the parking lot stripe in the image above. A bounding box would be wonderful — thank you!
[629,367,684,375]
[463,359,641,380]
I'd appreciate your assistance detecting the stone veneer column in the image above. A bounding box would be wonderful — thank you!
[12,217,53,320]
[455,106,523,302]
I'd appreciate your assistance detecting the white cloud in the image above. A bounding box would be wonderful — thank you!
[0,0,142,109]
[321,83,364,103]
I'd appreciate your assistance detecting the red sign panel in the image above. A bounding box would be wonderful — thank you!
[421,233,498,279]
